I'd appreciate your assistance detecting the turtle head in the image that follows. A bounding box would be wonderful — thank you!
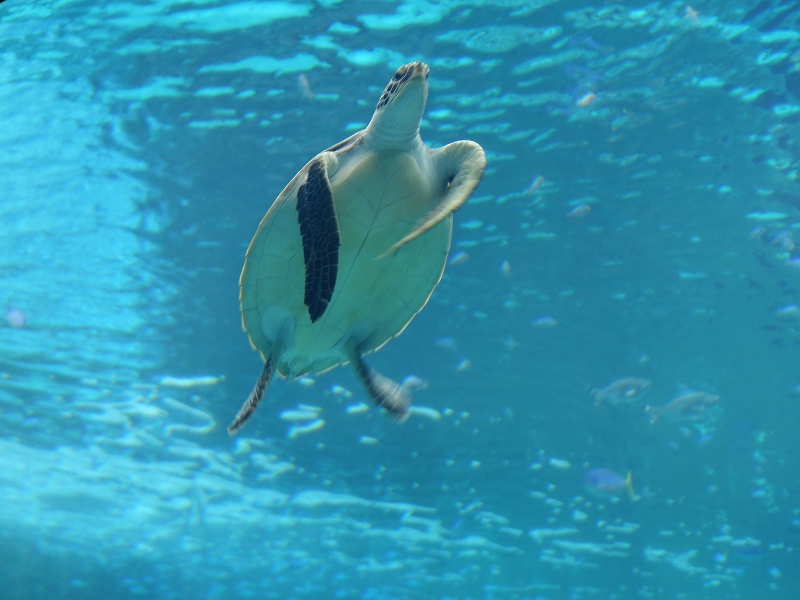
[367,61,429,146]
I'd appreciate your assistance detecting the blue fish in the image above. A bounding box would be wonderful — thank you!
[584,468,636,500]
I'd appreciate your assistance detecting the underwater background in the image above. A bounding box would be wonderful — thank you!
[2,0,800,598]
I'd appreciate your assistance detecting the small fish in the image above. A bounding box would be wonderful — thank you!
[524,175,545,194]
[298,74,314,100]
[785,257,800,270]
[591,377,652,406]
[685,6,700,24]
[584,468,636,500]
[434,336,457,350]
[775,304,800,318]
[531,316,557,328]
[772,230,795,251]
[5,304,26,329]
[576,92,596,108]
[448,251,469,266]
[566,203,592,218]
[500,260,511,276]
[748,226,767,241]
[646,390,719,423]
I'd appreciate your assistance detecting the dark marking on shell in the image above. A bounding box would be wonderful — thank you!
[296,159,341,323]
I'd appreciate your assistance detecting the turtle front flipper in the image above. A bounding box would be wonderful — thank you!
[297,152,341,323]
[353,356,411,422]
[379,140,486,257]
[228,357,274,435]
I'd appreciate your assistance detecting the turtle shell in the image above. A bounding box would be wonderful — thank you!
[239,137,452,378]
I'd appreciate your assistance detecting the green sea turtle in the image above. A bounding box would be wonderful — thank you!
[229,61,487,435]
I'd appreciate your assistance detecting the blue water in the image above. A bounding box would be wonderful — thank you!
[2,0,800,598]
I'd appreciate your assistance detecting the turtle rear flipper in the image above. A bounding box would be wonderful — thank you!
[353,356,411,423]
[228,357,274,435]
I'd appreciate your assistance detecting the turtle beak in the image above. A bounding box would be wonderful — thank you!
[384,62,427,115]
[398,62,429,93]
[397,61,429,85]
[410,61,429,81]
[368,61,429,140]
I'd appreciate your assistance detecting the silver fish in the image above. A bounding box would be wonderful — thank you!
[591,377,652,406]
[646,391,719,423]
